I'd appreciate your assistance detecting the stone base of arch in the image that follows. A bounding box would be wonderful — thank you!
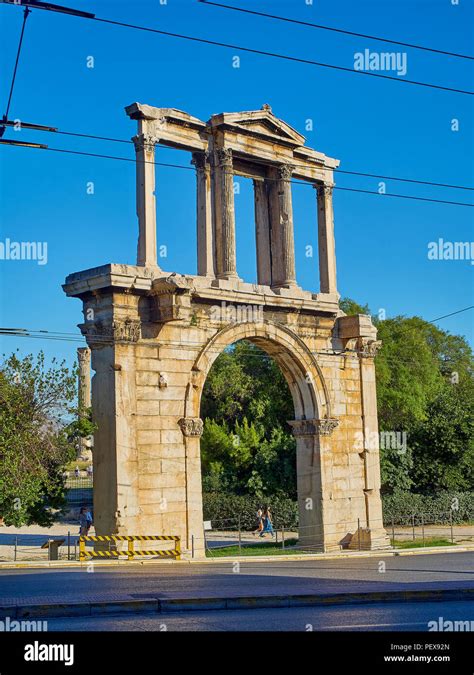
[64,265,390,557]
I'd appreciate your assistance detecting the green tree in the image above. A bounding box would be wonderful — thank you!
[0,351,82,526]
[200,341,296,495]
[339,297,371,316]
[375,316,474,493]
[410,381,474,493]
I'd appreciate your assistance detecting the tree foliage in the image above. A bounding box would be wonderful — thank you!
[201,341,296,498]
[0,351,84,526]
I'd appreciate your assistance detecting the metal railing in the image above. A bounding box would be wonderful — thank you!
[0,511,472,562]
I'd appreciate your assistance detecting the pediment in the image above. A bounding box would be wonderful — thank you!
[209,108,306,146]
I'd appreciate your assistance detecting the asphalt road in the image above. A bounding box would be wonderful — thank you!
[0,553,472,606]
[42,601,474,632]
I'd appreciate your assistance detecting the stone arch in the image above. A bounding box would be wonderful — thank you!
[184,320,331,423]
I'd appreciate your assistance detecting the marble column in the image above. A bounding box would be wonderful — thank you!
[288,418,339,551]
[316,183,337,294]
[274,164,297,288]
[358,339,385,529]
[192,151,215,277]
[77,347,92,461]
[132,132,158,267]
[253,178,272,286]
[178,417,205,555]
[78,347,91,411]
[214,147,238,279]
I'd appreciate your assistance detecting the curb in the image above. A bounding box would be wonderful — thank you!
[1,588,472,619]
[0,544,473,569]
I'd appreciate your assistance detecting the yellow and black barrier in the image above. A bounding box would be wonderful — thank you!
[79,535,181,562]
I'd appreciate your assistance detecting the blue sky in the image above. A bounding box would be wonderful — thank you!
[0,0,472,368]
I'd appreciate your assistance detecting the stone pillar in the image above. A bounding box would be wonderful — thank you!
[316,183,337,295]
[78,347,91,411]
[253,179,272,286]
[354,338,390,549]
[214,147,238,280]
[288,418,339,551]
[178,417,205,556]
[272,164,297,288]
[132,131,158,267]
[86,319,141,540]
[192,151,215,277]
[77,347,92,461]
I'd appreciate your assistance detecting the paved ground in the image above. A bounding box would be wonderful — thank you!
[1,523,473,561]
[0,553,472,607]
[43,600,473,631]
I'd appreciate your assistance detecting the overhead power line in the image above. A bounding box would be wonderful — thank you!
[1,6,30,134]
[1,306,472,365]
[6,121,474,194]
[198,1,474,61]
[20,125,474,192]
[2,140,473,207]
[3,2,473,95]
[429,306,474,323]
[0,0,95,19]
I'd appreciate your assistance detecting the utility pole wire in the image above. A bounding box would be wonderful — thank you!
[2,2,473,95]
[2,141,473,207]
[198,1,474,61]
[1,123,473,192]
[1,7,30,133]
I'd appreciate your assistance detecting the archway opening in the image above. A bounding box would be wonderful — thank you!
[200,339,296,503]
[185,321,330,552]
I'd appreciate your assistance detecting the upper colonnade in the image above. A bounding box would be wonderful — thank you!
[126,102,340,298]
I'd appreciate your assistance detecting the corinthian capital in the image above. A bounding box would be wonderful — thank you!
[358,339,382,359]
[77,347,91,366]
[132,133,158,153]
[288,418,339,437]
[278,164,293,181]
[191,151,210,172]
[316,182,334,199]
[178,417,204,437]
[216,147,233,168]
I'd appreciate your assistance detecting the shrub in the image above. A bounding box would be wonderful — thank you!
[202,491,474,530]
[382,491,473,525]
[203,492,298,530]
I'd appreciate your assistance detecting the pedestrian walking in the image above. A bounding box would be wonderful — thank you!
[79,506,93,536]
[74,465,80,478]
[252,508,264,536]
[259,506,275,538]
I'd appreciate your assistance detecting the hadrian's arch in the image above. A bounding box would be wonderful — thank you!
[64,102,390,555]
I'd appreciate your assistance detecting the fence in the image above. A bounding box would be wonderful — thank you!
[64,476,93,508]
[0,531,80,563]
[0,510,472,562]
[200,511,474,557]
[79,534,181,561]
